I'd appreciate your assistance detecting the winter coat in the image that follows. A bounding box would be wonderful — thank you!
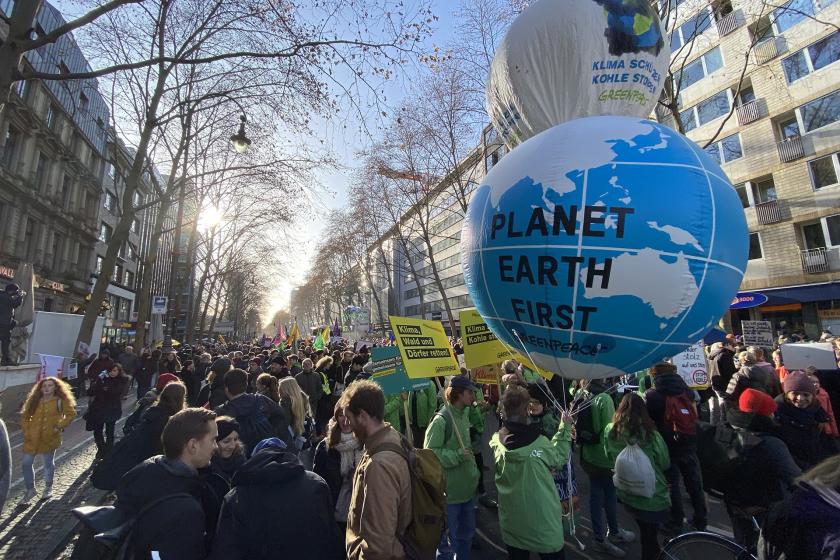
[159,356,182,375]
[118,352,139,375]
[131,405,176,459]
[86,373,129,426]
[347,424,412,560]
[423,404,479,504]
[603,424,671,513]
[579,383,616,471]
[313,438,342,504]
[815,388,840,438]
[774,397,831,470]
[214,393,292,451]
[490,420,572,553]
[134,358,155,389]
[406,381,438,428]
[179,367,201,406]
[725,408,802,509]
[209,449,343,560]
[86,357,115,380]
[758,481,840,560]
[644,371,698,456]
[709,346,737,392]
[294,369,325,412]
[210,452,245,484]
[0,291,22,326]
[123,390,158,435]
[115,456,208,560]
[384,394,404,433]
[21,397,76,454]
[197,378,227,408]
[726,364,781,402]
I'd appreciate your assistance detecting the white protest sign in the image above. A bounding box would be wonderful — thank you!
[741,320,774,348]
[780,342,838,371]
[38,354,65,379]
[670,341,710,389]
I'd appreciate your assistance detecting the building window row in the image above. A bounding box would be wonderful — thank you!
[782,31,840,84]
[404,273,464,299]
[677,47,724,90]
[773,0,837,34]
[704,133,743,164]
[802,214,840,251]
[404,294,471,317]
[810,152,840,190]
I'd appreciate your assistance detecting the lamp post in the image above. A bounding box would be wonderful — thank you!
[229,115,251,154]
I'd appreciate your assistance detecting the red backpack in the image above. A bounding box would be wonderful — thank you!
[664,393,697,437]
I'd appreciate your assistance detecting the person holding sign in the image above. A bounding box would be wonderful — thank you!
[424,375,480,560]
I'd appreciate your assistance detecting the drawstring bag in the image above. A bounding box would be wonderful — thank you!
[612,442,655,498]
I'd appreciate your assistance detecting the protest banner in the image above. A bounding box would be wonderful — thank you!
[38,354,65,379]
[459,309,512,369]
[670,341,710,389]
[473,363,502,385]
[369,347,430,396]
[741,320,774,347]
[389,315,460,378]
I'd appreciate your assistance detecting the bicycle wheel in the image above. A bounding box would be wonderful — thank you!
[659,531,755,560]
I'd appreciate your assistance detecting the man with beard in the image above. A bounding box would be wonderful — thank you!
[341,380,412,560]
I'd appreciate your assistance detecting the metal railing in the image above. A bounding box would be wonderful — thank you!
[755,199,782,224]
[777,135,805,162]
[801,247,829,273]
[716,10,742,36]
[736,99,761,125]
[755,36,786,63]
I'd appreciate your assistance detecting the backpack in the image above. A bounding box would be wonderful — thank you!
[238,410,276,456]
[574,396,600,445]
[612,442,656,498]
[663,393,698,439]
[697,422,771,509]
[70,493,195,560]
[370,437,446,560]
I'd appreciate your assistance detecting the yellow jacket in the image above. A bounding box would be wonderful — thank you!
[22,397,76,454]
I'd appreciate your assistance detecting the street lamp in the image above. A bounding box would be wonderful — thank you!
[229,115,251,154]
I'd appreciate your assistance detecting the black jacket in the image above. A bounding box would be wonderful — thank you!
[214,394,292,451]
[709,346,737,392]
[198,379,228,409]
[726,364,781,402]
[312,439,341,504]
[179,367,202,406]
[0,291,22,327]
[115,456,208,560]
[758,481,840,560]
[644,371,697,455]
[209,449,343,560]
[86,373,129,425]
[774,397,831,470]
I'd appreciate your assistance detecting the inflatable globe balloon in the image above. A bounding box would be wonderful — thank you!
[461,116,748,379]
[486,0,670,148]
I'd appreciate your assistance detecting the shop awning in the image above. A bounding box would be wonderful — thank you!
[759,282,840,304]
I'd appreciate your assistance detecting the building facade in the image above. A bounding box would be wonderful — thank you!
[0,1,110,312]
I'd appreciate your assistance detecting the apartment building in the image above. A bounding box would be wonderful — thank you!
[0,2,110,313]
[661,0,840,337]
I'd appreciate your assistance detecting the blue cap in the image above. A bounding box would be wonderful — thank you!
[251,437,287,455]
[449,374,479,392]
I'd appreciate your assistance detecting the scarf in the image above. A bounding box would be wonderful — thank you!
[334,432,362,477]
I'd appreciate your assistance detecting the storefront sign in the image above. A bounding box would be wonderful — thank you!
[730,291,768,309]
[151,296,168,314]
[741,320,774,347]
[670,341,709,389]
[0,265,15,279]
[818,309,840,319]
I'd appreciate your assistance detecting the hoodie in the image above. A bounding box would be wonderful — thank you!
[644,371,697,456]
[215,393,292,451]
[115,456,207,560]
[209,449,343,560]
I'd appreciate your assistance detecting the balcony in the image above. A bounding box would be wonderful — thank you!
[777,135,805,162]
[755,199,782,224]
[736,99,761,125]
[801,247,828,273]
[716,9,742,37]
[755,36,786,64]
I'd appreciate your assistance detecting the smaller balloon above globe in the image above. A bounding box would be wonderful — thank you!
[486,0,670,148]
[460,116,748,379]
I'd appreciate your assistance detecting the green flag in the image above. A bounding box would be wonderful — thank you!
[312,332,325,350]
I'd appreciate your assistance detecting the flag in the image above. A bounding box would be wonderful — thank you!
[288,321,300,346]
[332,317,341,337]
[321,325,330,345]
[313,331,325,350]
[271,334,282,346]
[279,324,287,341]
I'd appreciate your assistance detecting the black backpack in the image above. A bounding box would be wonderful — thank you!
[238,410,276,456]
[70,493,195,560]
[574,395,601,445]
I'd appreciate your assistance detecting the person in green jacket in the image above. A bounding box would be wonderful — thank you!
[383,393,403,435]
[405,379,439,446]
[490,384,573,559]
[603,393,671,560]
[424,375,480,560]
[576,379,635,557]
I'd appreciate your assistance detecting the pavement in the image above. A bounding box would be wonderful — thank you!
[0,392,137,560]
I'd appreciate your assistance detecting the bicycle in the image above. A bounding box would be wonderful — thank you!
[659,531,757,560]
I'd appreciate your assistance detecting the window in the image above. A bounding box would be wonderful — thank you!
[2,126,18,169]
[748,232,763,260]
[131,218,139,233]
[774,0,814,33]
[106,162,115,178]
[696,90,731,125]
[96,255,103,274]
[23,219,37,260]
[104,191,117,212]
[99,222,112,243]
[79,92,89,111]
[828,215,840,246]
[125,270,134,287]
[677,47,724,89]
[799,90,840,133]
[14,79,27,100]
[809,152,840,189]
[783,32,840,83]
[704,133,743,164]
[671,9,713,50]
[34,152,50,190]
[802,222,825,249]
[734,183,751,207]
[737,87,756,106]
[113,264,122,284]
[753,178,777,203]
[132,191,142,207]
[802,215,840,249]
[45,104,57,130]
[58,62,70,75]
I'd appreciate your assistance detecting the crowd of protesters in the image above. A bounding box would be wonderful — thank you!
[6,325,840,560]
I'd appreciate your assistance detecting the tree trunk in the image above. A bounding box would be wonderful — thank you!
[0,1,41,129]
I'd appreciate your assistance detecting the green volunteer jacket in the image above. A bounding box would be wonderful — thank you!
[424,404,479,504]
[406,381,439,428]
[490,422,573,553]
[533,411,560,438]
[384,395,403,432]
[603,423,671,513]
[580,391,616,470]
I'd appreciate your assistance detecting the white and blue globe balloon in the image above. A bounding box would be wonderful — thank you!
[461,116,748,379]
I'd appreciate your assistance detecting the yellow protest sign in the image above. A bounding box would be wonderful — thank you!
[459,309,512,369]
[472,363,502,385]
[389,315,460,378]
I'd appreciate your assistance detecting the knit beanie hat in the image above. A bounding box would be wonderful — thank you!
[783,371,815,395]
[155,373,179,391]
[252,437,287,455]
[739,388,777,417]
[215,417,241,442]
